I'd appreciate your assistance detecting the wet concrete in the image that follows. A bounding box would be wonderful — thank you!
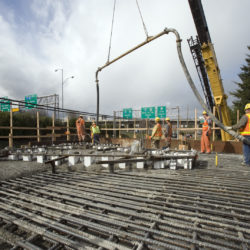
[0,161,50,181]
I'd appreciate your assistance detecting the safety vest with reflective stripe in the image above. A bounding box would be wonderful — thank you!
[240,114,250,136]
[202,117,211,131]
[152,123,162,139]
[91,125,100,134]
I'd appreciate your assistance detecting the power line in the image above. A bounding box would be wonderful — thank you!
[0,98,115,119]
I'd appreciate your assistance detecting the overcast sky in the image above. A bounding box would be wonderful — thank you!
[0,0,249,118]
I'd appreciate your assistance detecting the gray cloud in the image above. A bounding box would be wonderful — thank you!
[0,0,249,117]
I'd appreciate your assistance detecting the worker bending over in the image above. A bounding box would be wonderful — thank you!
[150,117,163,149]
[91,121,100,144]
[164,117,172,148]
[201,111,212,154]
[76,115,85,142]
[226,103,250,167]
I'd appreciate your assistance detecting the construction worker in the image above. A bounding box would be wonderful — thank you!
[226,103,250,167]
[164,117,172,148]
[200,111,212,153]
[149,117,163,149]
[91,121,100,144]
[76,115,85,142]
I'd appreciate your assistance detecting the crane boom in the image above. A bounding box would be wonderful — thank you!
[188,0,231,141]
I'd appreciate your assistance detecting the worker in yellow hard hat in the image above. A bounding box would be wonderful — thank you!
[225,103,250,167]
[201,110,212,153]
[91,121,101,144]
[164,117,172,148]
[149,117,163,149]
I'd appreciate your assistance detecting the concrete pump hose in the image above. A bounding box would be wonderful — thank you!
[165,28,250,146]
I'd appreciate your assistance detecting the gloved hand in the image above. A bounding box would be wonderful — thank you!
[225,126,232,130]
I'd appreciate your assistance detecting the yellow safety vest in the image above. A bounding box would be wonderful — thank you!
[91,126,100,134]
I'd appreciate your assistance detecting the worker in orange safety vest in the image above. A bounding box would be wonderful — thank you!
[76,115,85,142]
[149,117,163,149]
[200,111,212,154]
[226,103,250,167]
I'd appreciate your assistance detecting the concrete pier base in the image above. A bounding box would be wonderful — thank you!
[51,156,62,166]
[84,156,93,167]
[22,155,32,162]
[8,154,18,161]
[101,157,109,168]
[118,163,126,169]
[68,156,80,166]
[37,155,46,164]
[154,161,165,169]
[136,157,144,169]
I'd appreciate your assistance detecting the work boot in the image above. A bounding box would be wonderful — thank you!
[241,162,250,167]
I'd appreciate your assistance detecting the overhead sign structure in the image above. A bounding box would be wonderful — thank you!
[141,107,155,119]
[0,97,11,112]
[25,94,37,109]
[157,106,166,118]
[123,108,133,119]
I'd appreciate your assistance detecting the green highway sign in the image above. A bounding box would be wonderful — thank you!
[157,106,166,118]
[123,108,133,119]
[141,107,155,119]
[25,94,37,109]
[0,97,11,112]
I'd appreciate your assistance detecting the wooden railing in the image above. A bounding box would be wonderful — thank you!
[0,109,226,148]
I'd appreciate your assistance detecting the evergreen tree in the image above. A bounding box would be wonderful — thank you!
[230,46,250,121]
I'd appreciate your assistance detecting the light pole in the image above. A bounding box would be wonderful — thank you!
[55,69,74,109]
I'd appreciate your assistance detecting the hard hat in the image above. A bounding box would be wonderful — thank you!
[166,117,170,121]
[202,111,207,115]
[245,103,250,110]
[155,117,160,122]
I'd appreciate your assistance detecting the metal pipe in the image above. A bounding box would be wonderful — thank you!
[95,31,168,124]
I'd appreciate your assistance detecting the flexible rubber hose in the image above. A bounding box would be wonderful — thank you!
[165,28,250,146]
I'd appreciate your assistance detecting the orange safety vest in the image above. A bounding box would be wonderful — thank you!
[76,118,85,128]
[240,114,250,136]
[152,123,163,138]
[202,117,210,131]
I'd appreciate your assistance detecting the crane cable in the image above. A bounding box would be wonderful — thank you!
[106,0,150,64]
[106,0,116,63]
[136,0,149,39]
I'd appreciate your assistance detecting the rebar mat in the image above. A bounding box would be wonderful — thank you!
[0,167,250,249]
